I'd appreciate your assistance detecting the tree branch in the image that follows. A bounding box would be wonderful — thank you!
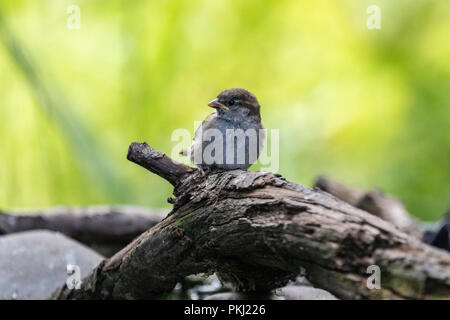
[314,176,423,238]
[0,206,165,256]
[52,143,450,300]
[127,142,193,186]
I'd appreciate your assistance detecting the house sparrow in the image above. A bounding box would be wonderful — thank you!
[181,88,265,174]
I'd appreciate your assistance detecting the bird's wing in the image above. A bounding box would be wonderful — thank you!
[193,113,216,140]
[180,113,217,158]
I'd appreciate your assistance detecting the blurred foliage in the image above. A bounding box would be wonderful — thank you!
[0,0,448,221]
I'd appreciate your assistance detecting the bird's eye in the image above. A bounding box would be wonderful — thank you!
[229,99,236,106]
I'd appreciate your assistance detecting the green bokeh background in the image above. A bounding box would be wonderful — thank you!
[0,0,448,221]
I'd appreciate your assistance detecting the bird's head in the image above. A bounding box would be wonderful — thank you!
[208,88,261,120]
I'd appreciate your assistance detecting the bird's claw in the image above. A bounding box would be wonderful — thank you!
[198,167,206,177]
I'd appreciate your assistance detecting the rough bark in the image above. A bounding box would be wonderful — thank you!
[53,142,450,300]
[0,206,165,256]
[315,176,423,239]
[127,141,193,186]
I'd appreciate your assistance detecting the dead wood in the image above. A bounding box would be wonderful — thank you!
[52,142,450,300]
[314,176,423,238]
[0,205,165,256]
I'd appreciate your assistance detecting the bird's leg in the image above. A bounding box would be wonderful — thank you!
[197,165,217,177]
[197,166,206,177]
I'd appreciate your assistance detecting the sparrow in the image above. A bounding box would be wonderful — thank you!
[181,88,265,174]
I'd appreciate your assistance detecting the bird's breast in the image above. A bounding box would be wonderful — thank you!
[194,118,264,170]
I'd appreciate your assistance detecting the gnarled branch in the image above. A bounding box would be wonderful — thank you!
[53,143,450,300]
[127,142,192,186]
[314,176,423,238]
[0,206,165,256]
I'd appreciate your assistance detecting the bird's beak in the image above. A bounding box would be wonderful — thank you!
[208,98,228,110]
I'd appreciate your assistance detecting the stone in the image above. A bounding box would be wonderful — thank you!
[274,285,337,300]
[0,230,104,300]
[204,292,255,300]
[204,275,337,300]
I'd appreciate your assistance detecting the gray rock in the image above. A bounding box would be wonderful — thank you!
[204,286,337,300]
[204,275,337,300]
[0,230,104,300]
[204,292,260,300]
[272,276,337,300]
[274,285,337,300]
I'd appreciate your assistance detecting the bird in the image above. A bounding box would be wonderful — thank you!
[181,88,265,174]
